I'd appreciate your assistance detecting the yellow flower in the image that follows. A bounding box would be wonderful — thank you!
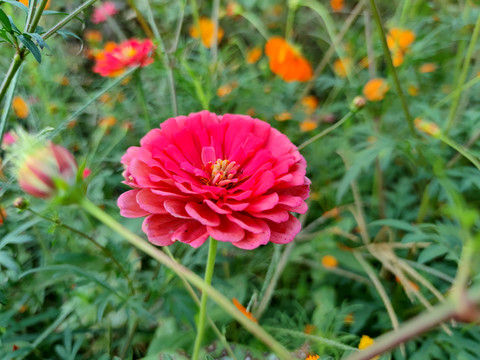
[12,96,29,119]
[386,28,415,67]
[217,84,233,98]
[300,120,317,132]
[408,85,419,96]
[305,356,319,360]
[246,47,262,64]
[322,255,338,268]
[363,78,389,101]
[419,63,437,73]
[301,95,318,114]
[333,57,352,78]
[99,116,117,128]
[190,17,224,48]
[358,335,379,360]
[19,0,51,9]
[274,112,292,121]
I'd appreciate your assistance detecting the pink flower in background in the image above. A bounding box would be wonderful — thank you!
[91,1,118,24]
[93,39,155,77]
[118,111,310,250]
[1,131,18,149]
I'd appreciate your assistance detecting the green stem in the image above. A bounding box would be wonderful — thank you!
[192,237,218,359]
[285,0,298,41]
[134,69,151,130]
[369,0,415,136]
[439,135,480,171]
[27,0,49,33]
[125,0,154,38]
[445,9,480,133]
[79,198,294,359]
[0,54,23,105]
[298,111,353,150]
[344,286,480,360]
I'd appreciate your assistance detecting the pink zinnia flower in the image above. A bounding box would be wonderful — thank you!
[118,111,310,250]
[93,39,155,77]
[91,1,118,24]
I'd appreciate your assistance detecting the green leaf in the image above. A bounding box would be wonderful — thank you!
[0,251,18,272]
[369,219,419,233]
[26,31,46,49]
[0,8,12,33]
[17,34,41,63]
[0,0,29,14]
[42,10,69,16]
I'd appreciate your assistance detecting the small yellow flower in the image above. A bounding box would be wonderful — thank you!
[301,95,319,114]
[414,117,441,137]
[419,63,437,73]
[333,57,352,78]
[12,96,29,119]
[300,120,317,132]
[246,47,262,64]
[408,85,419,96]
[274,112,292,121]
[322,255,338,268]
[305,355,320,360]
[358,335,379,360]
[190,17,224,48]
[363,78,389,101]
[330,0,344,11]
[99,116,117,128]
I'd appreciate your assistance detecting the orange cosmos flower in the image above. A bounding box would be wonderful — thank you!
[305,355,320,360]
[12,96,29,119]
[333,57,352,78]
[358,335,379,360]
[265,37,313,82]
[19,0,51,9]
[344,313,354,324]
[274,112,292,121]
[386,28,415,67]
[363,78,389,101]
[217,84,233,97]
[301,95,318,114]
[232,298,258,323]
[304,324,316,334]
[189,17,224,48]
[322,255,338,268]
[99,116,117,128]
[330,0,344,12]
[246,47,262,64]
[93,39,155,77]
[419,62,437,73]
[300,119,317,132]
[85,30,103,44]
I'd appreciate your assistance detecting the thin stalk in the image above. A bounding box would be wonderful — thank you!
[240,10,270,39]
[439,135,480,171]
[298,111,352,150]
[134,69,151,129]
[125,0,154,38]
[192,238,218,359]
[143,0,178,116]
[120,317,138,359]
[369,0,415,135]
[0,54,23,105]
[24,0,38,32]
[164,247,237,360]
[0,63,21,144]
[211,0,220,63]
[27,0,49,33]
[445,11,480,133]
[364,9,376,78]
[254,245,281,317]
[344,286,480,360]
[79,198,294,359]
[285,0,298,42]
[399,0,412,25]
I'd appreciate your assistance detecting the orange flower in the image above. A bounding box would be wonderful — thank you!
[304,324,316,334]
[333,57,352,78]
[85,30,103,44]
[344,313,354,324]
[265,37,313,82]
[330,0,344,11]
[0,207,6,225]
[362,78,389,101]
[189,17,224,48]
[322,255,338,268]
[301,95,318,114]
[305,355,320,360]
[12,96,29,119]
[386,28,415,67]
[419,63,437,73]
[217,84,233,97]
[19,0,51,9]
[246,47,262,64]
[232,298,258,323]
[274,112,292,121]
[358,335,379,360]
[395,276,420,292]
[99,116,117,128]
[300,120,317,132]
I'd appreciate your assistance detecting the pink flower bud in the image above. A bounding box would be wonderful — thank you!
[17,142,78,199]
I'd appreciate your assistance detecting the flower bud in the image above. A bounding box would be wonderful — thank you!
[13,197,29,210]
[17,142,78,199]
[414,117,441,137]
[350,96,367,112]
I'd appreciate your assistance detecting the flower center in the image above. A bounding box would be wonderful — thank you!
[203,159,240,187]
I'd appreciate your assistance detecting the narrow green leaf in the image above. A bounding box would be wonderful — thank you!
[17,33,41,63]
[27,31,46,49]
[0,0,29,14]
[0,8,12,32]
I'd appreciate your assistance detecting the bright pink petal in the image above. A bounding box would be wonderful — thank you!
[118,190,150,218]
[185,201,220,226]
[268,214,301,244]
[207,216,245,242]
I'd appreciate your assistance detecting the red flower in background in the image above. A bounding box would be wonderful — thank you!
[118,111,310,249]
[91,1,118,24]
[93,39,155,77]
